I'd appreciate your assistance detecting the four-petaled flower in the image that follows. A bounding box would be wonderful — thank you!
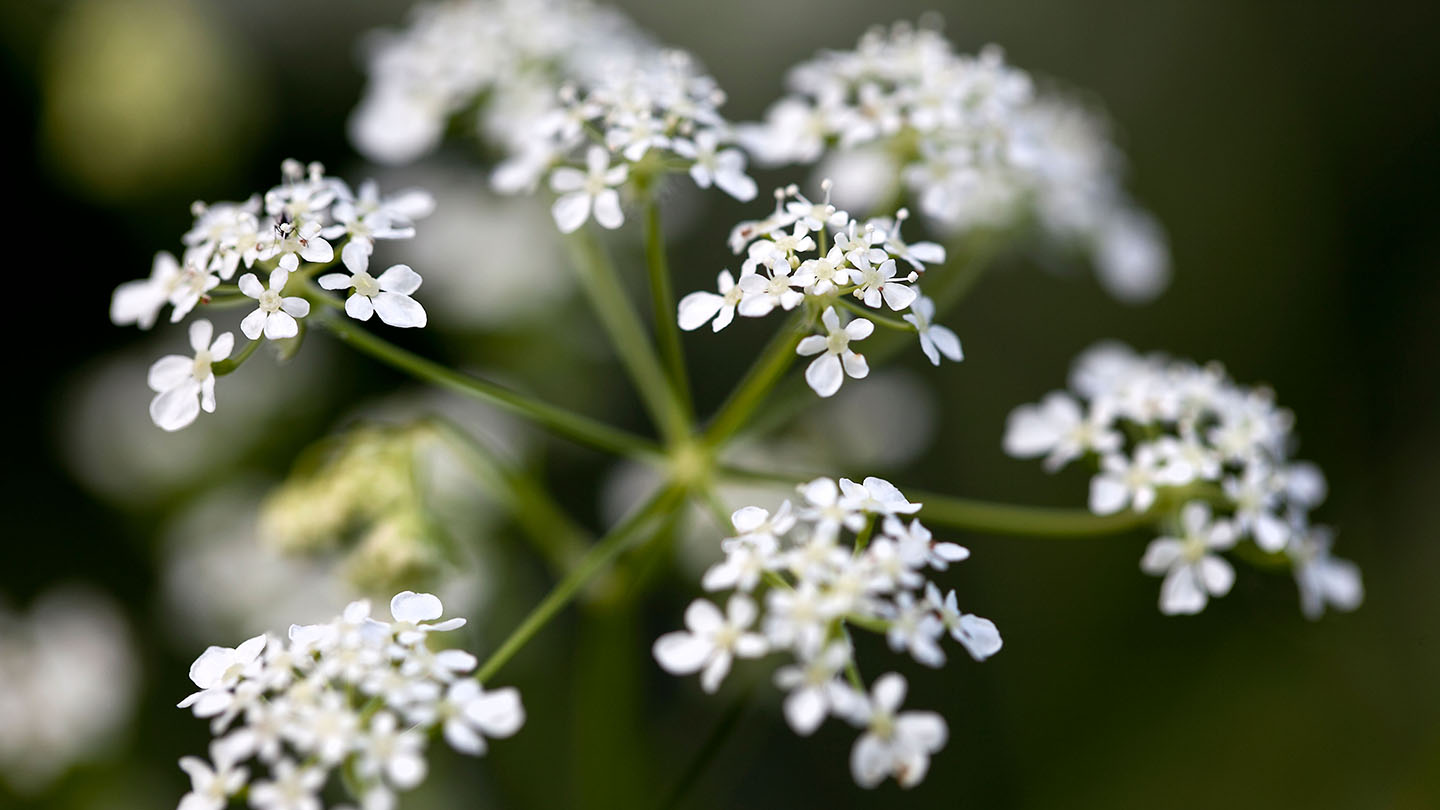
[653,595,768,693]
[797,306,874,397]
[238,268,311,341]
[148,319,234,431]
[1140,503,1238,615]
[839,673,948,789]
[549,145,628,233]
[319,245,427,328]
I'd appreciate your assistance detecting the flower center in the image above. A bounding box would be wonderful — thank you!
[193,350,213,381]
[352,271,379,297]
[259,289,282,312]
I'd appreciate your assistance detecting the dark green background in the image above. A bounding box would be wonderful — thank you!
[4,0,1436,807]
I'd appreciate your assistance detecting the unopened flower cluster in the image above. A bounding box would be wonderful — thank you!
[653,476,1000,789]
[175,591,523,810]
[680,183,962,398]
[352,0,755,234]
[1004,342,1362,617]
[110,160,433,431]
[741,21,1170,302]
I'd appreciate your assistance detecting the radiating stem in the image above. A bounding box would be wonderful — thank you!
[425,418,590,574]
[833,296,915,331]
[475,485,686,683]
[703,307,813,448]
[318,315,662,461]
[907,490,1157,537]
[642,196,693,418]
[567,226,690,445]
[212,338,260,376]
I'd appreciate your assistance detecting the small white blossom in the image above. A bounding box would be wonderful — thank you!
[1288,529,1363,620]
[674,130,757,201]
[902,295,963,366]
[840,673,947,789]
[147,320,233,431]
[653,596,768,693]
[677,270,742,332]
[238,268,311,341]
[318,245,427,328]
[1140,504,1238,615]
[549,146,628,233]
[797,307,873,397]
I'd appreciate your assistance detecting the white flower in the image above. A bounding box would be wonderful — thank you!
[797,306,874,397]
[1003,392,1119,471]
[178,634,266,714]
[902,295,963,366]
[797,477,867,540]
[840,673,947,789]
[355,712,428,791]
[674,130,757,201]
[318,246,427,328]
[247,758,325,810]
[793,243,856,296]
[677,269,742,332]
[869,210,946,272]
[238,268,311,340]
[737,264,806,317]
[1088,444,1167,515]
[264,220,335,273]
[773,641,852,735]
[1140,503,1238,615]
[883,515,968,571]
[549,146,628,233]
[148,320,234,431]
[925,583,1003,661]
[653,596,768,693]
[1288,528,1363,620]
[110,253,172,328]
[882,592,946,668]
[177,741,249,810]
[1223,463,1291,552]
[703,534,780,593]
[424,680,525,756]
[850,255,917,311]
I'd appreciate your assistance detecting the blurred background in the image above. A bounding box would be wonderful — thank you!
[4,0,1437,808]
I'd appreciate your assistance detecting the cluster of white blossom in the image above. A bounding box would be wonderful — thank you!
[0,589,138,793]
[654,476,1000,789]
[175,591,523,810]
[109,160,434,431]
[680,183,963,397]
[351,0,755,234]
[1004,342,1363,618]
[741,21,1170,302]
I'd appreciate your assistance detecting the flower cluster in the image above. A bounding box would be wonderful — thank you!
[1004,342,1363,617]
[110,160,434,431]
[175,591,523,810]
[679,183,962,397]
[653,476,1000,789]
[351,0,754,233]
[741,21,1170,302]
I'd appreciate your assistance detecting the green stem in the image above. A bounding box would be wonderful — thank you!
[642,196,693,418]
[567,226,690,445]
[212,338,260,376]
[703,308,813,448]
[911,490,1157,537]
[425,418,590,575]
[317,315,662,461]
[475,485,685,683]
[833,296,915,332]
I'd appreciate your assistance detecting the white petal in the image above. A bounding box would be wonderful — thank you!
[548,167,586,193]
[346,293,375,321]
[262,311,298,340]
[1140,539,1184,573]
[551,192,591,233]
[341,240,371,274]
[684,599,724,633]
[390,591,443,622]
[150,384,200,430]
[784,687,828,735]
[841,351,869,379]
[188,319,213,353]
[1198,555,1235,595]
[280,297,310,318]
[845,318,875,340]
[318,272,353,290]
[872,672,907,712]
[466,688,524,737]
[374,293,427,328]
[1088,475,1130,515]
[148,355,193,392]
[1160,567,1207,615]
[376,264,422,295]
[805,354,844,397]
[653,632,711,675]
[237,273,264,299]
[592,189,624,229]
[954,615,1003,660]
[210,332,234,361]
[796,335,828,356]
[928,326,963,362]
[677,292,723,331]
[881,283,917,311]
[850,734,890,788]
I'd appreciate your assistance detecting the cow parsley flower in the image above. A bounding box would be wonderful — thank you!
[238,268,311,341]
[1004,342,1361,618]
[147,319,234,432]
[654,476,998,789]
[174,591,524,810]
[742,20,1170,302]
[797,306,873,397]
[319,246,427,328]
[549,145,629,233]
